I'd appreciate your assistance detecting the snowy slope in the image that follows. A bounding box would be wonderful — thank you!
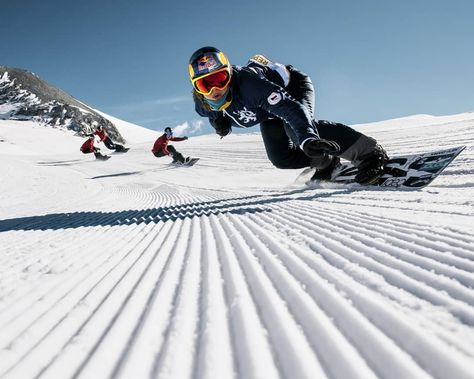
[0,113,473,379]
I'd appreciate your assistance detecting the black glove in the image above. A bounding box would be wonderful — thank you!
[183,136,188,140]
[217,127,231,137]
[213,116,232,137]
[302,138,340,157]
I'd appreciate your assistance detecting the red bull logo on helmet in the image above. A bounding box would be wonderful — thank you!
[197,55,220,73]
[189,49,230,82]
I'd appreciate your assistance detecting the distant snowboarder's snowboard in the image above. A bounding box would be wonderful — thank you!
[299,146,465,189]
[96,155,111,161]
[171,157,200,167]
[185,157,200,166]
[114,147,130,153]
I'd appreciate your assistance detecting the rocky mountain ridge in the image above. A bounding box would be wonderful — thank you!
[0,66,125,143]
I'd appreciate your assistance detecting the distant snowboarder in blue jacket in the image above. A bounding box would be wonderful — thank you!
[188,46,389,184]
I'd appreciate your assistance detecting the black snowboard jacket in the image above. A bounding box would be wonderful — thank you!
[193,57,319,147]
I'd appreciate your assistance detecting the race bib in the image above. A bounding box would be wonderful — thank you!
[249,54,290,87]
[250,54,271,66]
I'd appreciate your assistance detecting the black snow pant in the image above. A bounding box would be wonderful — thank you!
[104,137,125,151]
[260,66,378,169]
[153,145,185,163]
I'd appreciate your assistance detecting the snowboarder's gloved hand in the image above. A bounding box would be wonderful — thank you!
[302,138,340,158]
[213,116,232,137]
[183,136,188,140]
[216,125,231,137]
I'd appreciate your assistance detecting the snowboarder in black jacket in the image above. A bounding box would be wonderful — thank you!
[189,46,388,184]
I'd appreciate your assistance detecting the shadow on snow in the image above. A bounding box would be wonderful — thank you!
[90,171,142,179]
[0,188,354,232]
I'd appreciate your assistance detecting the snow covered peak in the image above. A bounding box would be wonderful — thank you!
[0,66,126,143]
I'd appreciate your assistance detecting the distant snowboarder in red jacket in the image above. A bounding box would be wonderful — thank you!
[152,127,189,163]
[80,135,109,160]
[95,125,127,152]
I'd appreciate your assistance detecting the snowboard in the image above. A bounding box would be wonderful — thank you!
[114,147,130,153]
[96,155,111,161]
[171,157,200,167]
[298,146,465,189]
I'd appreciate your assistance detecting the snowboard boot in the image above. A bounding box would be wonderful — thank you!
[170,150,185,164]
[95,153,110,161]
[355,144,389,185]
[310,156,341,181]
[93,149,108,160]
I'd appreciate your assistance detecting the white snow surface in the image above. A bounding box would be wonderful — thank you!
[0,112,473,379]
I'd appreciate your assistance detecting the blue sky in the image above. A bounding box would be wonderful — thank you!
[2,0,473,135]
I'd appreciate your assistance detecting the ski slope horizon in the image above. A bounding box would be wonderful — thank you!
[0,112,473,378]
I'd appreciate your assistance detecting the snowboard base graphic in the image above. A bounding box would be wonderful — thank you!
[298,146,465,189]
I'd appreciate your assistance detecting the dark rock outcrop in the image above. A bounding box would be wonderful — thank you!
[0,66,125,143]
